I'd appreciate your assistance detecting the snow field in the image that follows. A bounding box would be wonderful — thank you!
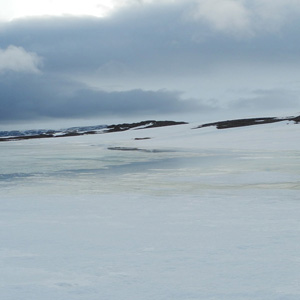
[1,121,300,299]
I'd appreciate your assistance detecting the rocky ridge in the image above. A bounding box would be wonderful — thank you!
[0,116,299,142]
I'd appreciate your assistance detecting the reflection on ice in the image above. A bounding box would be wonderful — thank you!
[1,137,300,196]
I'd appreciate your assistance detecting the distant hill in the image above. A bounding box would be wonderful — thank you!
[0,115,299,142]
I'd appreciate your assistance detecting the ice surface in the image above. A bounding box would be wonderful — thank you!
[1,122,300,299]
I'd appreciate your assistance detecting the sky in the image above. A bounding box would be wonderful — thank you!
[1,0,300,129]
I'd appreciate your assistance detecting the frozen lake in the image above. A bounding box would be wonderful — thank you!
[1,124,300,299]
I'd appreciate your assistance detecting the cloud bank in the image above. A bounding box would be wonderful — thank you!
[1,0,300,126]
[0,73,206,123]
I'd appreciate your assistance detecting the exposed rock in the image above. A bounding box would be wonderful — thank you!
[195,115,300,130]
[0,133,54,142]
[105,120,187,133]
[134,137,151,140]
[107,147,173,153]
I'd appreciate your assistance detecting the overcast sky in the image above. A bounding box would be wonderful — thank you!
[1,0,300,128]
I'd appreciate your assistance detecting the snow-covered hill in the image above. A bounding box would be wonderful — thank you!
[0,116,300,150]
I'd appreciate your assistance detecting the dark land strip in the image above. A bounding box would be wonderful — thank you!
[1,116,299,142]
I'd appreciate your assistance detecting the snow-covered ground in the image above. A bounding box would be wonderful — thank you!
[1,122,300,299]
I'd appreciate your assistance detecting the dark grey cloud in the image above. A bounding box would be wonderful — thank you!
[0,72,209,123]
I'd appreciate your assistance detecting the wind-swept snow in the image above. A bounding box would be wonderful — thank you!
[1,120,300,299]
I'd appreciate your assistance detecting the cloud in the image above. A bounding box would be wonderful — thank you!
[0,73,207,123]
[1,1,300,126]
[229,89,300,114]
[187,0,300,36]
[250,0,300,31]
[192,0,252,36]
[0,45,42,73]
[2,2,300,78]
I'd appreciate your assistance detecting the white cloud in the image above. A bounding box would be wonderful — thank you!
[0,0,146,20]
[0,46,42,73]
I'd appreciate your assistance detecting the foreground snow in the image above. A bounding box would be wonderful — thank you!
[1,121,300,299]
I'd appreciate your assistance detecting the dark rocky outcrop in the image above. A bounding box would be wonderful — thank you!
[0,133,54,141]
[0,120,187,142]
[134,137,151,140]
[107,147,173,153]
[195,115,300,130]
[0,130,95,142]
[105,120,187,133]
